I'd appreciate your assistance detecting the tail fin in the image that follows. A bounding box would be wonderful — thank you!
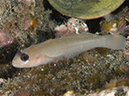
[104,35,126,49]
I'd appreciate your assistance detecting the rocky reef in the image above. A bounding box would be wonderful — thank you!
[0,0,129,96]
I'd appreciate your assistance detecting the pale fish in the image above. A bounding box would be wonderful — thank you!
[12,33,126,68]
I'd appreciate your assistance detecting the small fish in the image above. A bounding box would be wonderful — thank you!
[12,33,126,68]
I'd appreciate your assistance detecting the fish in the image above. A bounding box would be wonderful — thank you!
[12,33,126,68]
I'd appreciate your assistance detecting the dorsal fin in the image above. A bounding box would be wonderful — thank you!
[61,33,98,39]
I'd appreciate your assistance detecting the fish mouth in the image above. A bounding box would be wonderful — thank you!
[12,51,22,68]
[12,50,30,68]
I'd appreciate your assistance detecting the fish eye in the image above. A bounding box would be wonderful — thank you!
[21,53,29,61]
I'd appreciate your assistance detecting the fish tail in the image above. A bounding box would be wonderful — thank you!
[104,34,126,49]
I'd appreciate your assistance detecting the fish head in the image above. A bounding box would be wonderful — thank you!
[12,50,45,68]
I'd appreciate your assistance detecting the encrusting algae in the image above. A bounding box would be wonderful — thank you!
[0,0,55,65]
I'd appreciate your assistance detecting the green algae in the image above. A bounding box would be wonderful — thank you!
[28,6,32,10]
[31,2,34,5]
[35,90,51,96]
[95,48,110,56]
[48,0,125,19]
